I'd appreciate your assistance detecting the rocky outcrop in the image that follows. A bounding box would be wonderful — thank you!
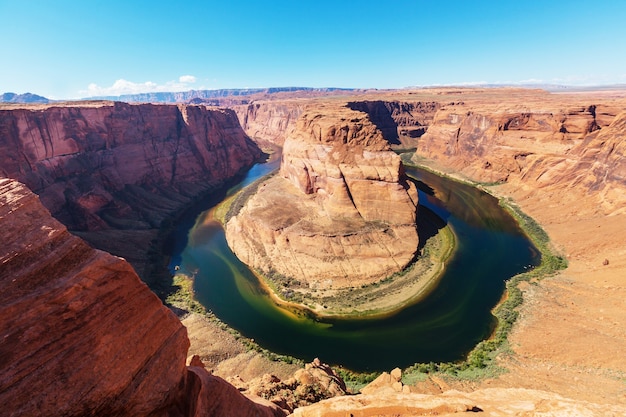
[226,104,418,289]
[409,91,626,214]
[0,178,285,417]
[291,387,626,416]
[229,358,348,413]
[0,101,261,284]
[293,365,626,415]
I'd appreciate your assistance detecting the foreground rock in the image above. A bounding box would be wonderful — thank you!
[291,387,626,416]
[0,178,284,417]
[228,358,348,413]
[226,104,419,290]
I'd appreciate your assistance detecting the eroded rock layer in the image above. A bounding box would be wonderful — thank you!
[0,101,261,283]
[226,104,418,288]
[0,178,285,417]
[233,100,305,146]
[408,90,626,214]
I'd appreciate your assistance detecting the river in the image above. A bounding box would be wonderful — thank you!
[168,157,540,372]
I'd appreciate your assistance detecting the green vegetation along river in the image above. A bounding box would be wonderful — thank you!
[168,158,540,372]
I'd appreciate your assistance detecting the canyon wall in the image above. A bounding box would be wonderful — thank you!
[0,102,262,285]
[231,98,441,149]
[3,89,626,416]
[408,92,626,214]
[347,100,440,147]
[226,104,419,288]
[232,100,305,146]
[0,178,284,417]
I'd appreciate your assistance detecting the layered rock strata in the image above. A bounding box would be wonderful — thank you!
[0,102,261,284]
[0,178,284,417]
[409,92,626,213]
[233,100,305,146]
[226,104,418,288]
[347,100,440,147]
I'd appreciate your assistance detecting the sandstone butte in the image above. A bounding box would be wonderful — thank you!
[2,87,626,416]
[225,104,419,290]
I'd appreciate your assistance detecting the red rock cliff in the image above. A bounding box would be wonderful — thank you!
[0,102,260,230]
[232,100,305,146]
[408,90,626,214]
[0,102,262,284]
[0,178,285,417]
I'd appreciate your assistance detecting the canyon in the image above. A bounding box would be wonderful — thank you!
[0,101,261,291]
[2,87,626,415]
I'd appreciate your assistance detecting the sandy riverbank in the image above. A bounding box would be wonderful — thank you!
[402,158,626,406]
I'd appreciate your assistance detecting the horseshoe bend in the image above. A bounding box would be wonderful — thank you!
[224,104,426,314]
[2,87,626,416]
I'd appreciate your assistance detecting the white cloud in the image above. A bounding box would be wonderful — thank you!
[80,75,198,97]
[179,75,197,83]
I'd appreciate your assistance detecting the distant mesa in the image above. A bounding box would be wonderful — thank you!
[1,92,49,103]
[88,87,358,103]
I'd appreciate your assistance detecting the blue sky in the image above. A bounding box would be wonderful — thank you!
[1,0,625,99]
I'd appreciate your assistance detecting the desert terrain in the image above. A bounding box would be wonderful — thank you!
[2,87,626,415]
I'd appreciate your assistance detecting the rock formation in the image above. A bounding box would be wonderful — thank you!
[347,100,440,147]
[0,178,285,416]
[3,88,626,416]
[407,90,626,213]
[0,101,261,285]
[232,100,305,146]
[292,387,626,416]
[292,366,626,416]
[229,358,348,413]
[225,104,419,289]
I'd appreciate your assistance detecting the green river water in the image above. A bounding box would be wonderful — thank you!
[169,159,540,372]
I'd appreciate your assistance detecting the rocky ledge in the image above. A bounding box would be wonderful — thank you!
[225,104,419,291]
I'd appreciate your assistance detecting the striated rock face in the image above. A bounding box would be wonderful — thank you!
[232,100,305,146]
[0,101,261,283]
[226,104,418,288]
[409,91,626,214]
[0,178,285,417]
[0,102,260,230]
[347,100,440,147]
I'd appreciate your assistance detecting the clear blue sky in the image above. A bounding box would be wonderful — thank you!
[1,0,625,99]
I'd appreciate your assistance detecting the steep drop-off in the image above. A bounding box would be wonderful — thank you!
[232,100,305,146]
[347,100,440,147]
[408,91,626,213]
[3,88,626,416]
[0,178,285,417]
[226,104,419,290]
[0,101,262,285]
